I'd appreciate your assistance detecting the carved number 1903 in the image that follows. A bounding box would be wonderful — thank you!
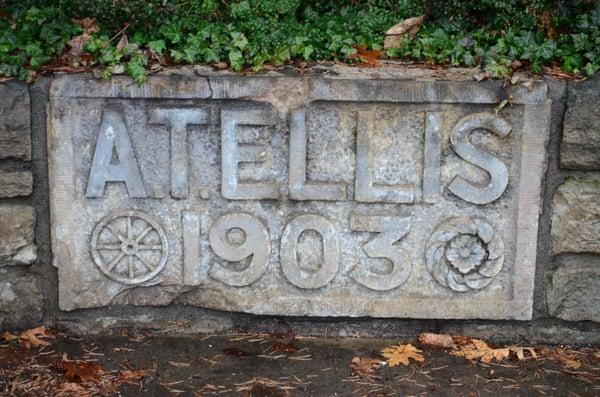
[182,211,411,291]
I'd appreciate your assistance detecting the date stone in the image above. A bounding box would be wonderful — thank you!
[48,71,551,320]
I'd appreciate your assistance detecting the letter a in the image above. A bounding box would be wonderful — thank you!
[86,109,146,198]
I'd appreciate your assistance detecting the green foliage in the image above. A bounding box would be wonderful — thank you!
[1,0,599,84]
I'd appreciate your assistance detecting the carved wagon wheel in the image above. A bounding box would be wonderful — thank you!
[91,210,168,285]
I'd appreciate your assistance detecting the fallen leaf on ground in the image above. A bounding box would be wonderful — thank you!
[62,356,104,383]
[116,369,150,385]
[2,326,51,349]
[384,16,425,49]
[381,343,424,367]
[273,342,297,353]
[348,45,382,67]
[543,348,583,369]
[509,346,538,360]
[452,338,510,363]
[351,357,384,380]
[418,333,457,349]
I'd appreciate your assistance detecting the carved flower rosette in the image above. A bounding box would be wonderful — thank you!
[425,216,504,292]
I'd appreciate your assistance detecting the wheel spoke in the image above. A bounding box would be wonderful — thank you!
[135,253,156,271]
[128,255,134,278]
[105,224,125,242]
[135,225,154,243]
[105,252,125,272]
[126,216,133,240]
[97,243,122,250]
[137,244,162,250]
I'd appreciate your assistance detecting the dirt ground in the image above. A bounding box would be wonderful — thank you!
[1,327,599,396]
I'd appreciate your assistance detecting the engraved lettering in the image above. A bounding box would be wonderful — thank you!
[289,111,346,201]
[355,111,417,203]
[221,109,279,200]
[182,211,201,286]
[86,109,146,197]
[208,212,270,286]
[423,112,442,203]
[349,214,411,291]
[448,113,512,204]
[149,108,209,199]
[280,214,339,289]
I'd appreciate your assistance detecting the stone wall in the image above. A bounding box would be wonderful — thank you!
[0,68,598,343]
[547,75,600,323]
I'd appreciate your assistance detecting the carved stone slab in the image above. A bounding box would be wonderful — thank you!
[48,70,551,319]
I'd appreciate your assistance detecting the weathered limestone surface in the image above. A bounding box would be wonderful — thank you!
[0,204,37,265]
[0,82,31,161]
[547,255,600,322]
[551,178,600,255]
[48,70,551,319]
[0,170,33,197]
[561,75,600,169]
[0,268,43,329]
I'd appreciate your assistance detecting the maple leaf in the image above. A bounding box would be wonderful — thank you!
[380,343,424,367]
[351,357,384,380]
[451,339,509,363]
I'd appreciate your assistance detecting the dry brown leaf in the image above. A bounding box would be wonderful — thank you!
[509,346,538,360]
[72,18,100,34]
[348,45,382,67]
[418,333,457,349]
[116,34,129,52]
[116,369,150,385]
[381,343,424,367]
[384,16,425,49]
[351,357,384,380]
[451,339,509,363]
[545,348,582,369]
[3,326,52,349]
[62,358,104,383]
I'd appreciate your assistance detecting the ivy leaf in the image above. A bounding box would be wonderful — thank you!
[148,39,166,54]
[228,49,244,71]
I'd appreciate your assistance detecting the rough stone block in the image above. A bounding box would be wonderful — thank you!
[551,178,600,254]
[0,204,37,265]
[0,82,31,161]
[0,170,33,197]
[48,71,551,319]
[561,75,600,169]
[547,255,600,322]
[0,268,43,329]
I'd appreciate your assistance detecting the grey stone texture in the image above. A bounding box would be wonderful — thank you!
[547,255,600,322]
[551,178,600,255]
[0,170,33,197]
[561,74,600,169]
[0,268,43,329]
[0,81,31,161]
[0,204,37,265]
[48,69,551,320]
